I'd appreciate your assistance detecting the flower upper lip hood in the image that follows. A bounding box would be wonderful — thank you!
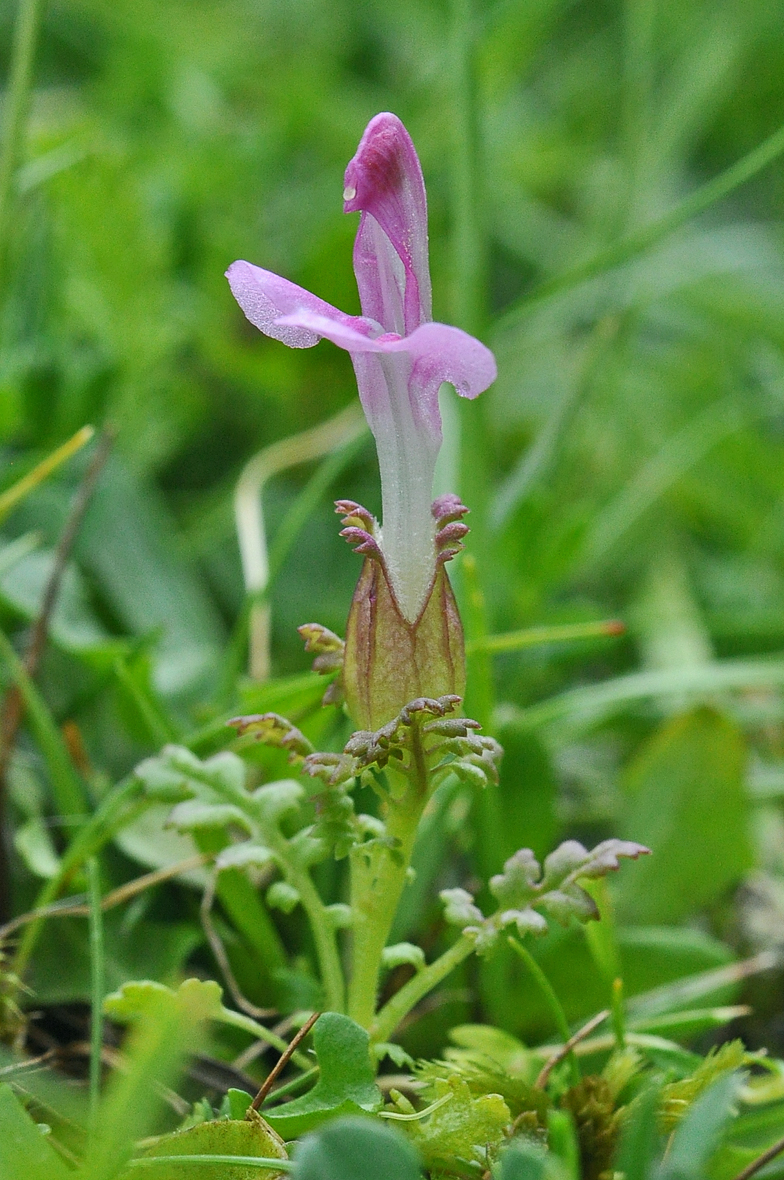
[226,112,496,622]
[342,111,431,336]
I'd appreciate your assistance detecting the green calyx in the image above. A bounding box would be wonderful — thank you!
[342,557,465,732]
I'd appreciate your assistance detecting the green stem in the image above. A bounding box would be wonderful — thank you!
[370,934,475,1045]
[611,977,627,1049]
[291,864,345,1014]
[0,0,45,282]
[467,619,624,656]
[347,796,425,1027]
[249,807,345,1013]
[87,856,104,1138]
[508,936,580,1086]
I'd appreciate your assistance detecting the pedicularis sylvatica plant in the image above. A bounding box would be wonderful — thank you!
[138,114,648,1047]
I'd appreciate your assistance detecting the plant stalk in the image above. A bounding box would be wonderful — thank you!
[0,0,45,284]
[251,811,346,1014]
[347,753,429,1029]
[87,856,105,1137]
[370,933,475,1045]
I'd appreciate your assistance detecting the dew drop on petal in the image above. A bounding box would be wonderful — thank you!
[343,185,357,200]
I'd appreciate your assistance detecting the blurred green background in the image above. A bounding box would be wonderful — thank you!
[3,0,784,1058]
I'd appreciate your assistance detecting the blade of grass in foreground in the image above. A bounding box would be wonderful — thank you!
[126,1159,293,1172]
[467,618,624,655]
[0,426,95,524]
[88,856,105,1141]
[81,990,207,1180]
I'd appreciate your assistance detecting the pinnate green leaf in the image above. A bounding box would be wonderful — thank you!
[168,798,252,832]
[216,843,275,870]
[403,1075,510,1173]
[104,977,225,1024]
[442,839,648,951]
[135,745,246,802]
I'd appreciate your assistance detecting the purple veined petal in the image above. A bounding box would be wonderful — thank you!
[226,260,374,349]
[343,113,432,336]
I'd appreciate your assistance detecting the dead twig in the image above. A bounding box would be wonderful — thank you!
[0,429,114,763]
[0,428,114,919]
[250,1010,320,1112]
[535,1009,610,1089]
[233,1015,295,1071]
[732,1134,784,1180]
[0,853,211,941]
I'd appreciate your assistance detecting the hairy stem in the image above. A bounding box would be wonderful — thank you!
[347,753,428,1029]
[369,934,475,1045]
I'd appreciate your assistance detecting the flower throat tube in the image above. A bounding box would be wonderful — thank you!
[227,112,496,730]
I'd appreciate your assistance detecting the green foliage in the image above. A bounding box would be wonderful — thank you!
[293,1118,423,1180]
[0,1084,71,1180]
[135,1114,288,1180]
[660,1040,747,1132]
[495,1143,549,1180]
[396,1075,511,1175]
[104,977,226,1024]
[4,0,784,1174]
[617,708,753,924]
[441,839,649,951]
[263,1014,383,1140]
[660,1074,744,1180]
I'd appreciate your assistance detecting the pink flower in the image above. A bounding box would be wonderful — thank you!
[226,113,496,625]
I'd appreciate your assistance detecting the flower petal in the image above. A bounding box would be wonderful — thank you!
[273,310,387,353]
[343,113,432,335]
[275,308,496,623]
[226,260,369,349]
[274,312,497,438]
